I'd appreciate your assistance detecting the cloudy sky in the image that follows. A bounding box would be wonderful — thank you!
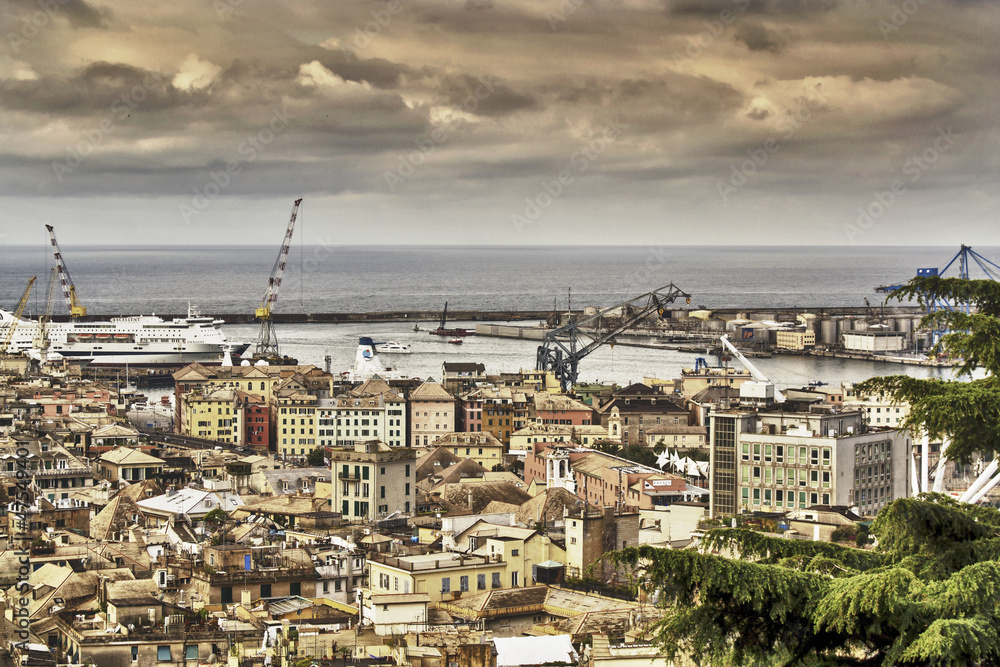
[1,0,998,246]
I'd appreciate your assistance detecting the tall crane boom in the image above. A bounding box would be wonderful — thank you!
[719,334,785,403]
[2,277,36,354]
[34,268,58,351]
[536,283,690,392]
[254,198,302,359]
[45,225,87,319]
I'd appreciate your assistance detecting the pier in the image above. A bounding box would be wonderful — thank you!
[51,305,924,324]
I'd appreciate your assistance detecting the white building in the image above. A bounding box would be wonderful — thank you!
[709,407,910,518]
[842,331,906,353]
[318,378,407,449]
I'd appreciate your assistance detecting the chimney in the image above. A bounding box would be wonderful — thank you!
[97,574,109,609]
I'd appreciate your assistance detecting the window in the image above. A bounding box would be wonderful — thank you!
[441,577,451,593]
[260,584,271,598]
[132,646,138,662]
[185,646,198,660]
[221,587,233,604]
[511,549,519,556]
[477,574,486,590]
[512,572,520,586]
[157,646,171,661]
[460,575,469,591]
[492,572,501,588]
[290,582,301,596]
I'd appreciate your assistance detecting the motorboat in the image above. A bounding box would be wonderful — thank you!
[375,341,412,354]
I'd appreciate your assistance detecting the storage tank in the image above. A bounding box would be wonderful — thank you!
[853,319,869,332]
[820,318,838,345]
[893,316,912,333]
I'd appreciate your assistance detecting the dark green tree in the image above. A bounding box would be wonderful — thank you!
[306,446,326,467]
[612,496,1000,665]
[857,276,1000,463]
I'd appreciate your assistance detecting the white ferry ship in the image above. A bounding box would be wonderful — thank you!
[0,306,250,366]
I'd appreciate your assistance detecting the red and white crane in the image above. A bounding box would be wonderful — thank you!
[254,198,302,359]
[45,224,87,319]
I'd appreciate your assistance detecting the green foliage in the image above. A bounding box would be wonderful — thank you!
[858,276,1000,463]
[306,446,326,466]
[204,508,230,526]
[613,497,1000,665]
[830,524,858,543]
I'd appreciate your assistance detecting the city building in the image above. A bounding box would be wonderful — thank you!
[409,380,456,447]
[318,377,407,450]
[775,327,816,350]
[532,392,595,426]
[596,385,689,446]
[330,441,416,521]
[94,446,165,484]
[430,431,506,470]
[708,406,910,518]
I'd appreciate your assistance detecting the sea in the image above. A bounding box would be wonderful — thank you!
[2,244,994,388]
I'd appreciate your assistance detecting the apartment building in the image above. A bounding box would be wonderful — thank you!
[318,378,407,450]
[330,441,416,521]
[409,381,455,447]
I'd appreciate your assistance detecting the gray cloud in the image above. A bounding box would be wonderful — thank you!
[0,0,995,246]
[735,22,785,53]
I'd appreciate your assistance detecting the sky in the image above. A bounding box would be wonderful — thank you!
[0,0,998,247]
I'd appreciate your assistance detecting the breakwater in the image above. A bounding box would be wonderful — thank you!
[51,305,924,324]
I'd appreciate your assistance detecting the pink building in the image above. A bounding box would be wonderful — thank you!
[533,392,595,426]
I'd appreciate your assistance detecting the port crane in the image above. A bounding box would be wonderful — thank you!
[876,244,1000,346]
[535,283,690,392]
[32,268,58,353]
[2,277,36,354]
[254,198,302,359]
[45,225,87,319]
[719,334,785,403]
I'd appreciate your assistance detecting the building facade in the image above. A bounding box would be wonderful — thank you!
[709,407,910,518]
[331,441,416,521]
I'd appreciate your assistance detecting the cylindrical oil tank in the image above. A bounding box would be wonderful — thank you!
[853,319,869,332]
[820,318,838,345]
[893,316,912,333]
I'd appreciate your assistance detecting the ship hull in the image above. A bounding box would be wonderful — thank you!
[0,308,248,366]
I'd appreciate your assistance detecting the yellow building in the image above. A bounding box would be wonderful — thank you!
[173,363,296,409]
[273,374,320,459]
[367,525,563,603]
[431,432,506,470]
[367,552,509,603]
[180,387,239,443]
[775,328,816,350]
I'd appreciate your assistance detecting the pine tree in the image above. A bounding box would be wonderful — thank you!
[858,276,1000,463]
[609,276,1000,665]
[613,497,1000,665]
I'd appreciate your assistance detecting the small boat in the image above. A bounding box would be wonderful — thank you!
[114,334,132,341]
[448,338,463,345]
[376,341,412,354]
[95,334,112,341]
